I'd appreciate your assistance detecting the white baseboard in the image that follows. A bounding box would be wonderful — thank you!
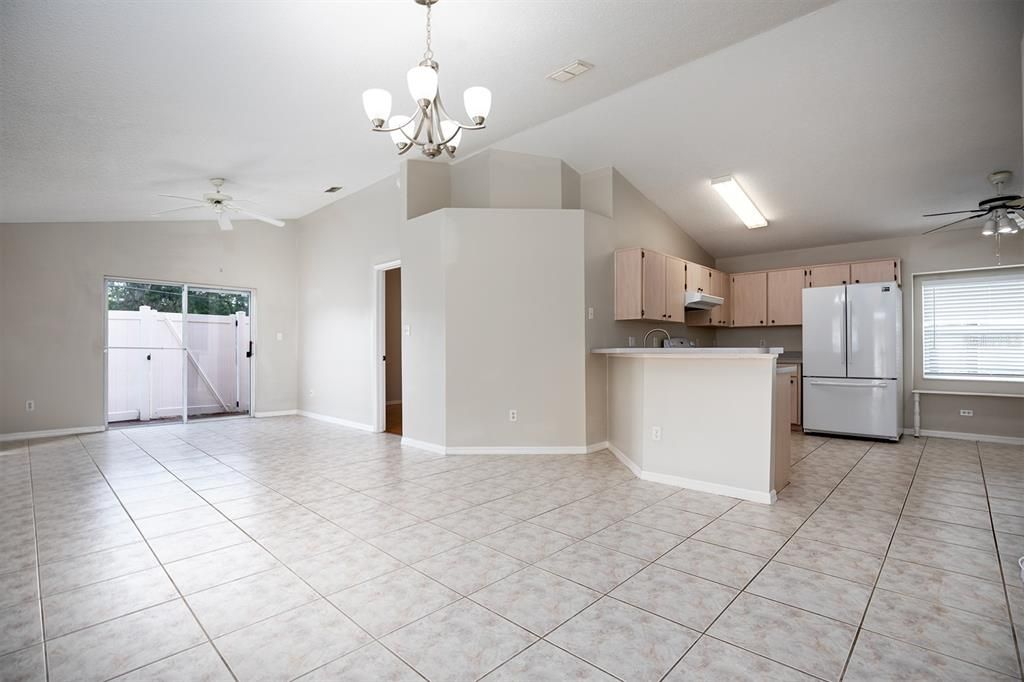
[606,441,775,504]
[904,428,1024,446]
[297,411,376,432]
[444,445,592,455]
[587,441,611,454]
[606,442,642,477]
[253,410,298,418]
[400,437,446,454]
[0,425,105,443]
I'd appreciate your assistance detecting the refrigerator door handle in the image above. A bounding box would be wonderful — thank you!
[808,380,889,388]
[843,289,850,374]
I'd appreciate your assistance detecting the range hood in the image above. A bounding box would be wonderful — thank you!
[684,291,724,309]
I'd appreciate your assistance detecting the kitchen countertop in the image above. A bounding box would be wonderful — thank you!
[593,347,784,355]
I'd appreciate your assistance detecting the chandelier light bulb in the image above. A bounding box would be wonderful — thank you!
[362,89,392,127]
[981,219,996,236]
[441,119,462,150]
[463,86,492,123]
[407,66,439,104]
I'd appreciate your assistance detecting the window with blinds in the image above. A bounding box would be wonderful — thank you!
[921,271,1024,381]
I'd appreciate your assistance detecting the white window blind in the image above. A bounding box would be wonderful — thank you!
[921,271,1024,381]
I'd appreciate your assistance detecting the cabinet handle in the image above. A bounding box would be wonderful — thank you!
[667,315,672,319]
[760,320,764,324]
[771,319,775,324]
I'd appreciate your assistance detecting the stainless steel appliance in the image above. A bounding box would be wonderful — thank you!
[802,283,903,440]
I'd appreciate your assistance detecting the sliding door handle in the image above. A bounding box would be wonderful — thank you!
[246,341,253,358]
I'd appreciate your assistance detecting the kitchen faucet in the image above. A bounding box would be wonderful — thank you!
[643,328,670,348]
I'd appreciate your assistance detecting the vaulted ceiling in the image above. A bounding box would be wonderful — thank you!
[0,0,828,226]
[1,0,1020,257]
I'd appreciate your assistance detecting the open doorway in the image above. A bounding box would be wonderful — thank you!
[384,267,403,435]
[104,278,253,427]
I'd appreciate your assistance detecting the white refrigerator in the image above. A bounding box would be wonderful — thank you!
[802,283,903,440]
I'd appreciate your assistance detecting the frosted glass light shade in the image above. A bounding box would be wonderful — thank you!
[362,89,392,123]
[464,86,491,121]
[441,120,462,149]
[407,66,438,102]
[981,219,996,236]
[388,115,414,146]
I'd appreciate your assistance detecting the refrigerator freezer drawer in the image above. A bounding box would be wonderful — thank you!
[803,378,901,440]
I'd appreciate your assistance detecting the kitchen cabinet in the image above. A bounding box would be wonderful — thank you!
[851,258,900,285]
[730,272,768,327]
[685,264,730,327]
[767,268,804,326]
[614,248,686,323]
[806,263,850,287]
[780,363,801,427]
[664,256,687,323]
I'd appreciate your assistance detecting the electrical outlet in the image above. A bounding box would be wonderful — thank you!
[588,307,594,320]
[403,325,411,336]
[25,400,35,412]
[276,332,284,341]
[308,390,314,397]
[651,426,662,441]
[508,409,517,423]
[959,409,974,417]
[628,336,636,347]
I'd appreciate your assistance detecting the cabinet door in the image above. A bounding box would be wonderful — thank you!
[850,259,899,285]
[807,263,850,287]
[664,256,686,323]
[642,250,666,320]
[614,248,643,320]
[730,272,767,327]
[686,262,711,293]
[767,268,804,326]
[713,273,731,326]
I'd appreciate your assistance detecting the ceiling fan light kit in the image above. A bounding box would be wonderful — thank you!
[361,0,491,159]
[922,170,1022,237]
[153,178,285,231]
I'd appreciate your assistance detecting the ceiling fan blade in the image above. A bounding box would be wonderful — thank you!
[921,209,987,217]
[227,204,285,227]
[217,213,234,231]
[158,194,207,204]
[923,213,986,235]
[151,204,207,216]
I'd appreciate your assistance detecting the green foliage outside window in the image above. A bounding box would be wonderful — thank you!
[107,281,248,315]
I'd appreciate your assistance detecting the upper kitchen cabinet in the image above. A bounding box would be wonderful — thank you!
[731,272,768,327]
[767,268,804,326]
[851,258,901,285]
[664,256,687,322]
[806,263,850,287]
[615,248,684,322]
[685,264,730,327]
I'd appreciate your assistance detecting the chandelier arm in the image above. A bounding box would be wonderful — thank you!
[434,94,485,131]
[372,108,424,133]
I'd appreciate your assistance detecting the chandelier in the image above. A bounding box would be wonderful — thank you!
[361,0,491,159]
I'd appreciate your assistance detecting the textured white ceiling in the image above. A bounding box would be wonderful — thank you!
[498,0,1024,256]
[0,0,830,224]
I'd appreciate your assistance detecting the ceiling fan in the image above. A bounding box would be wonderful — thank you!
[152,178,285,231]
[923,170,1023,236]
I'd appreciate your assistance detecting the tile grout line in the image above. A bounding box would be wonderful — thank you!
[836,438,926,680]
[72,434,241,682]
[25,439,49,682]
[977,443,1024,680]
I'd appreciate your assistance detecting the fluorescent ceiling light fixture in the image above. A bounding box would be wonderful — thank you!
[711,176,768,229]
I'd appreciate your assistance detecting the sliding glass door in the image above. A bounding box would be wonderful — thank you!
[105,279,253,427]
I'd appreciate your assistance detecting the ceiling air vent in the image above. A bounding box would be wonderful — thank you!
[324,186,344,193]
[547,60,593,83]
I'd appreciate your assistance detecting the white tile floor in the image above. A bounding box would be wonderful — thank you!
[1,417,1022,681]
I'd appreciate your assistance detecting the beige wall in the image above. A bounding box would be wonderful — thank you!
[715,229,1024,438]
[296,175,401,428]
[385,267,402,403]
[443,209,587,449]
[0,220,299,435]
[583,169,720,444]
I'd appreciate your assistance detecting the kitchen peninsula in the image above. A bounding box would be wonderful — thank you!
[593,347,792,503]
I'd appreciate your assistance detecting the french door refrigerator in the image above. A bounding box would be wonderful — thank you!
[802,282,903,440]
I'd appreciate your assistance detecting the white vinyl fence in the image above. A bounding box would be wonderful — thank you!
[107,306,251,422]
